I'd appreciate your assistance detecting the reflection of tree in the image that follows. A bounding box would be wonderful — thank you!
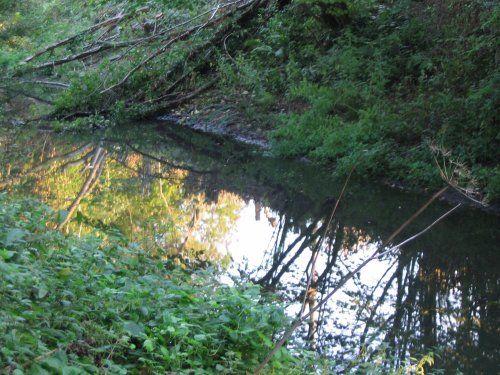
[0,130,241,266]
[249,196,498,375]
[353,243,500,374]
[57,146,107,230]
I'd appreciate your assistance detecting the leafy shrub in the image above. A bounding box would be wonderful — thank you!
[261,0,499,199]
[0,194,306,374]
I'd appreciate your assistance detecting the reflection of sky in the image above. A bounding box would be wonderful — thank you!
[224,200,277,270]
[219,197,471,365]
[221,199,403,357]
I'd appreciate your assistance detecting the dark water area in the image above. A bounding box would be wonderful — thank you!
[0,122,498,374]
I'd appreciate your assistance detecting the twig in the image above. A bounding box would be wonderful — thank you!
[144,78,217,117]
[32,42,135,70]
[23,6,150,63]
[298,163,356,317]
[223,32,237,64]
[381,185,448,248]
[1,79,70,89]
[100,0,256,94]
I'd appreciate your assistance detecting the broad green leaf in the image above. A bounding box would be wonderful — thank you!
[37,287,49,299]
[143,338,154,352]
[4,228,28,246]
[0,248,15,260]
[27,364,50,375]
[123,321,145,337]
[40,357,63,370]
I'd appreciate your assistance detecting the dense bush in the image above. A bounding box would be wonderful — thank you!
[0,194,304,374]
[217,0,499,200]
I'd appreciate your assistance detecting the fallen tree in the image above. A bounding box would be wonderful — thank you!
[10,0,273,121]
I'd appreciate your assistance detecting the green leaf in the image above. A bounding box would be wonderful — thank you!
[123,321,145,337]
[0,248,15,260]
[62,365,87,375]
[27,364,50,375]
[41,357,63,370]
[215,364,225,371]
[4,228,28,246]
[57,267,72,279]
[37,287,49,299]
[75,211,84,224]
[143,338,154,352]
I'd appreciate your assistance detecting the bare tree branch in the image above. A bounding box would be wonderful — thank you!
[100,0,260,94]
[23,6,150,63]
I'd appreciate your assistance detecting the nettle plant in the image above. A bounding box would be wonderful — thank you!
[0,194,304,374]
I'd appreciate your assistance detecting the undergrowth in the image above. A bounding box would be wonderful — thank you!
[216,0,500,201]
[0,193,301,374]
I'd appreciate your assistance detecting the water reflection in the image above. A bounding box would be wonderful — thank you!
[0,123,498,374]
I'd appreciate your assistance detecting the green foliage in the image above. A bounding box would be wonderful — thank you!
[51,115,114,132]
[0,194,310,374]
[0,0,94,70]
[230,0,500,199]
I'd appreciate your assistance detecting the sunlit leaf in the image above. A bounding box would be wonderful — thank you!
[143,338,154,352]
[0,248,15,260]
[37,287,49,299]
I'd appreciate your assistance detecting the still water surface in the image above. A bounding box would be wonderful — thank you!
[1,122,498,374]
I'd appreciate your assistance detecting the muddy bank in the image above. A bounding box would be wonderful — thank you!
[157,113,271,149]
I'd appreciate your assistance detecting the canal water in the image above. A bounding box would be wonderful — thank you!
[0,122,498,374]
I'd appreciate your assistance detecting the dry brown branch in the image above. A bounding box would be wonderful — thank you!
[23,6,150,63]
[32,41,138,70]
[1,79,70,89]
[144,78,217,117]
[100,24,213,94]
